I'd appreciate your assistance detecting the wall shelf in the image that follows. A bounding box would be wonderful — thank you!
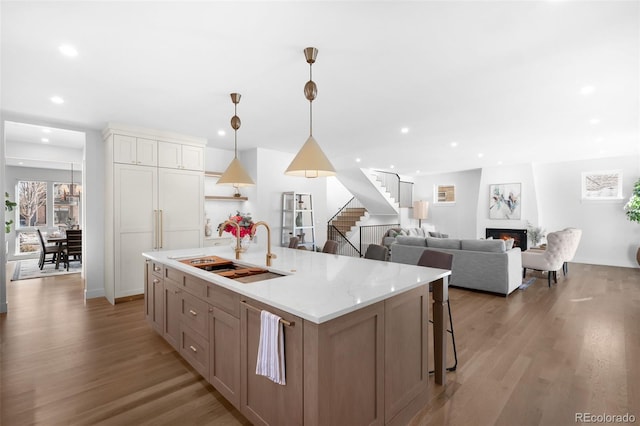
[204,171,248,201]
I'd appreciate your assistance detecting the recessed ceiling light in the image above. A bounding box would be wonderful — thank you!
[589,118,601,125]
[355,158,361,163]
[596,137,604,143]
[50,96,64,104]
[497,161,503,165]
[580,85,595,95]
[416,170,420,174]
[42,128,51,133]
[18,161,24,165]
[450,142,458,148]
[59,44,78,57]
[217,130,226,136]
[390,165,395,169]
[400,127,409,134]
[477,153,484,158]
[41,138,50,143]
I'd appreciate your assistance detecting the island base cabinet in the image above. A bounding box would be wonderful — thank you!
[209,307,241,409]
[180,323,209,378]
[145,261,163,335]
[303,302,385,426]
[240,299,303,426]
[163,278,182,350]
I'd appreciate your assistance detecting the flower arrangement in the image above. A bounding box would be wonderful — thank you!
[526,221,546,247]
[624,178,640,223]
[218,211,254,238]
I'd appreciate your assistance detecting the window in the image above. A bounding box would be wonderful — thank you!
[54,182,81,226]
[18,181,47,226]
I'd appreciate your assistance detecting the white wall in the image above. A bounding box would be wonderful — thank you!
[411,155,639,268]
[414,169,482,239]
[1,119,6,313]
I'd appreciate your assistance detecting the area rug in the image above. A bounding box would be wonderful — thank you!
[11,259,81,281]
[519,277,536,290]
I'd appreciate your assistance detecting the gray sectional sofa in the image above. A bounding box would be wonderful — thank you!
[390,236,522,296]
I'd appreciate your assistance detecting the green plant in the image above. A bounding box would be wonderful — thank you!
[526,221,546,246]
[5,192,17,233]
[624,178,640,223]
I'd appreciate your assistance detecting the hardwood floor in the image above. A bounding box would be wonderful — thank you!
[1,262,638,425]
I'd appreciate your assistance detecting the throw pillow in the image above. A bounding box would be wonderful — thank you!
[504,238,515,250]
[429,231,443,238]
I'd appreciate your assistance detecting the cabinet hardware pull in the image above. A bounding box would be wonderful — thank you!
[208,308,213,313]
[153,279,159,284]
[159,210,163,248]
[189,309,197,316]
[189,345,197,353]
[240,300,294,327]
[154,266,161,272]
[174,289,181,294]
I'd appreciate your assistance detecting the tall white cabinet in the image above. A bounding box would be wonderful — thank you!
[104,125,205,303]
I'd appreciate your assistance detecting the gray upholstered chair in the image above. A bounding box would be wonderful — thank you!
[417,249,457,372]
[322,240,339,254]
[522,229,577,287]
[364,244,388,261]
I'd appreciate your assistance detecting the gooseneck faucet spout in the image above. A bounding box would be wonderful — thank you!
[250,221,277,267]
[219,220,242,260]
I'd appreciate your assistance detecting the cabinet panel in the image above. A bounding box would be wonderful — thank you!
[158,141,182,169]
[158,168,203,249]
[136,137,158,166]
[163,278,182,350]
[117,232,154,298]
[181,145,204,171]
[113,134,137,164]
[205,283,240,317]
[180,323,209,377]
[240,299,303,426]
[210,307,241,408]
[115,164,158,234]
[181,291,209,338]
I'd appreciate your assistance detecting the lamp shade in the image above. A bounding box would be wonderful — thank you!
[217,157,255,186]
[413,200,429,220]
[284,136,336,178]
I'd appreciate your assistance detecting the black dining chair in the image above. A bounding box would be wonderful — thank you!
[364,244,388,261]
[417,249,458,372]
[62,229,82,271]
[36,229,60,270]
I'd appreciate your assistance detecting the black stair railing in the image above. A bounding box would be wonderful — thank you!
[371,170,414,208]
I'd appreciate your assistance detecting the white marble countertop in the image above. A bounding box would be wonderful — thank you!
[143,245,450,324]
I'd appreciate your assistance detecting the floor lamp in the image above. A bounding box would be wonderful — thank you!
[413,200,429,227]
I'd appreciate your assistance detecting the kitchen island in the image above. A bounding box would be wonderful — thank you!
[143,245,450,426]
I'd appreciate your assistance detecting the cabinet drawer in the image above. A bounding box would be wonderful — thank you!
[181,291,209,338]
[180,324,209,378]
[165,267,183,285]
[183,275,206,297]
[151,261,164,277]
[206,284,240,318]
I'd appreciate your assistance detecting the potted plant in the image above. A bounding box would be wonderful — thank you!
[5,192,16,234]
[526,221,546,248]
[624,178,640,265]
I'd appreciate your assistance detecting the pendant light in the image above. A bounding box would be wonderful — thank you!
[285,47,336,178]
[217,93,255,195]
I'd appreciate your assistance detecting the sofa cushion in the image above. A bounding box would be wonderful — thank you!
[461,239,506,253]
[407,227,425,237]
[504,238,515,250]
[395,236,426,246]
[426,237,461,250]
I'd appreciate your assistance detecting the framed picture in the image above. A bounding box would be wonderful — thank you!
[489,183,521,219]
[434,184,455,204]
[581,170,623,200]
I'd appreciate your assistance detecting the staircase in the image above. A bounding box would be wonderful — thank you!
[327,198,368,257]
[329,207,368,234]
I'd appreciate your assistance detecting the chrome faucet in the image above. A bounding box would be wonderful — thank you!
[219,220,242,260]
[250,221,277,267]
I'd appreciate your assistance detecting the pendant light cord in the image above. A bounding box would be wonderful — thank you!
[234,102,239,158]
[309,62,313,137]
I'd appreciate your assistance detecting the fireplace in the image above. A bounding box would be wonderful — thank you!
[485,228,528,251]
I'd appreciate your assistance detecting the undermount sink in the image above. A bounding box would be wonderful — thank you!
[179,256,285,283]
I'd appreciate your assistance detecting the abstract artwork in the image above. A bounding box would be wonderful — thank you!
[581,170,623,200]
[489,183,521,219]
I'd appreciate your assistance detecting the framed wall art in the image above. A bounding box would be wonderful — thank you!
[581,170,623,201]
[489,183,521,219]
[434,184,455,204]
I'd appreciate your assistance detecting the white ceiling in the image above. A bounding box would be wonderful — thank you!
[1,1,638,176]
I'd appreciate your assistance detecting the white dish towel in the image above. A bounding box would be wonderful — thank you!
[255,310,286,385]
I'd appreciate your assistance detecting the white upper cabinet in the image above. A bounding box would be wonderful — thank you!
[158,141,204,171]
[113,134,157,166]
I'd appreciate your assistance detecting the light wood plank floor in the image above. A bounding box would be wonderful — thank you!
[2,262,638,425]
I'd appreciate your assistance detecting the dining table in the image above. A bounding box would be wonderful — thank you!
[46,235,67,269]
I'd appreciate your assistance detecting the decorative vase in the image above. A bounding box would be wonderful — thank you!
[295,212,303,227]
[232,235,252,253]
[205,219,212,237]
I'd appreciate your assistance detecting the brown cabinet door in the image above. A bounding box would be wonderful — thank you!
[209,307,240,408]
[240,299,303,426]
[146,261,164,335]
[163,278,182,350]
